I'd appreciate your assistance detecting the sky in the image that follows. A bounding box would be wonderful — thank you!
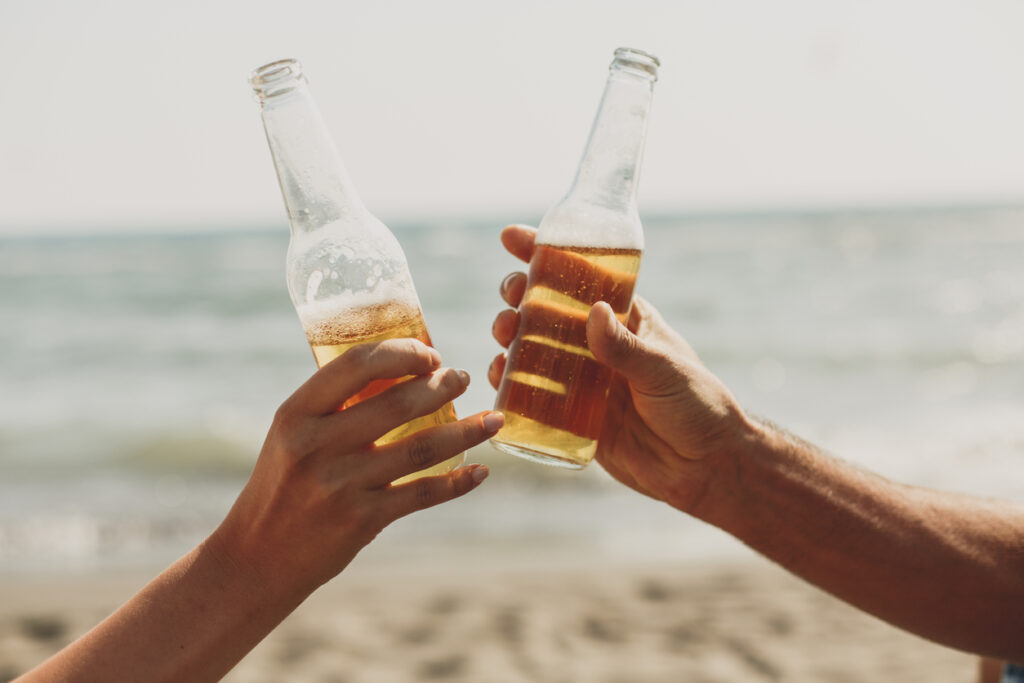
[1,0,1023,234]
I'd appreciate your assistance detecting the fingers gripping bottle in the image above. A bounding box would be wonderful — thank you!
[491,48,659,469]
[249,59,464,483]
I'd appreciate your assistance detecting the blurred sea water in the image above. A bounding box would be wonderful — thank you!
[1,206,1023,574]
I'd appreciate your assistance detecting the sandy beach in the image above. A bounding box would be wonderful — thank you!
[0,555,978,682]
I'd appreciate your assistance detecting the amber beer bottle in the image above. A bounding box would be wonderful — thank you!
[249,58,464,483]
[491,47,659,469]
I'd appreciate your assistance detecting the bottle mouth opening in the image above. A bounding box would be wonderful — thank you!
[611,47,660,80]
[249,58,306,99]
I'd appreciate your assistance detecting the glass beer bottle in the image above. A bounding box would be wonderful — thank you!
[249,58,464,483]
[491,47,659,469]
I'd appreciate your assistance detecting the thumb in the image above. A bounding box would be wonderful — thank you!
[587,301,671,394]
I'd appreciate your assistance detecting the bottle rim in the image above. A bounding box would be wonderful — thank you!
[611,47,660,80]
[249,58,306,100]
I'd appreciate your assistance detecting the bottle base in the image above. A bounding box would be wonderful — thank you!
[489,411,598,469]
[489,438,594,470]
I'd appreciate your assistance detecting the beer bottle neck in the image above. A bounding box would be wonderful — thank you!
[564,49,658,212]
[250,59,368,235]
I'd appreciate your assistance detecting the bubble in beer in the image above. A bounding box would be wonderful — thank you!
[492,243,641,468]
[303,299,464,483]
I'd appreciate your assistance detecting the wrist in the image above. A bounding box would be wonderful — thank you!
[683,413,778,530]
[203,518,313,613]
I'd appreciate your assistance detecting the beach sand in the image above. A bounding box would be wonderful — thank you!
[0,556,978,682]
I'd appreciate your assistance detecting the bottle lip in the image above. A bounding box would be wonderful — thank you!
[249,58,306,100]
[611,47,660,80]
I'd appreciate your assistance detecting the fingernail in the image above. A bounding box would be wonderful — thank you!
[500,272,517,294]
[482,411,505,432]
[428,348,442,365]
[456,369,470,386]
[471,465,490,483]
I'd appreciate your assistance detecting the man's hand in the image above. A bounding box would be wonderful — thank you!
[488,224,756,515]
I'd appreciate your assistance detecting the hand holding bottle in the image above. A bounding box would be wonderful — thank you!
[211,338,498,595]
[490,47,659,469]
[489,224,755,514]
[251,58,466,483]
[22,340,498,683]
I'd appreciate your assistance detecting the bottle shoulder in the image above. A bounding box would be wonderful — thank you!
[285,213,420,317]
[536,201,644,250]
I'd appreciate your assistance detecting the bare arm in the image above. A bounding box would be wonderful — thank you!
[701,418,1024,660]
[23,540,303,682]
[489,223,1024,661]
[21,339,501,682]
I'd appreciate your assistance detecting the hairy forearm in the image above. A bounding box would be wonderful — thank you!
[18,537,304,683]
[698,419,1024,660]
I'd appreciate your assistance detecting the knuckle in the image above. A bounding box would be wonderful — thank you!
[273,393,301,424]
[345,342,374,366]
[269,406,323,468]
[406,337,428,356]
[391,336,421,359]
[406,434,437,469]
[462,417,483,442]
[412,479,436,509]
[272,401,294,430]
[441,369,462,393]
[272,402,306,445]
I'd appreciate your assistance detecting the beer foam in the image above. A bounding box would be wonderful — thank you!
[537,203,645,250]
[300,297,423,346]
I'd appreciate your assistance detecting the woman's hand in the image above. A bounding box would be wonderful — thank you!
[20,338,502,683]
[212,337,501,599]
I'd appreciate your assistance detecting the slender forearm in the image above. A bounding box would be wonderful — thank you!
[15,342,495,682]
[18,537,304,683]
[698,420,1024,660]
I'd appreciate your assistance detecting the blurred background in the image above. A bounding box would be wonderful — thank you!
[1,0,1023,576]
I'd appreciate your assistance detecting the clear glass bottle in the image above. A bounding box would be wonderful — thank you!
[249,58,464,482]
[491,47,659,469]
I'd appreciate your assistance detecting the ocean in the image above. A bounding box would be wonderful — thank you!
[2,207,1023,575]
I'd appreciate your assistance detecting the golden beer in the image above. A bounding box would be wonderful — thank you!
[304,301,464,484]
[251,59,462,484]
[492,244,641,468]
[488,48,657,469]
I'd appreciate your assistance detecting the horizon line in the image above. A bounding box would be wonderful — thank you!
[2,199,1023,239]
